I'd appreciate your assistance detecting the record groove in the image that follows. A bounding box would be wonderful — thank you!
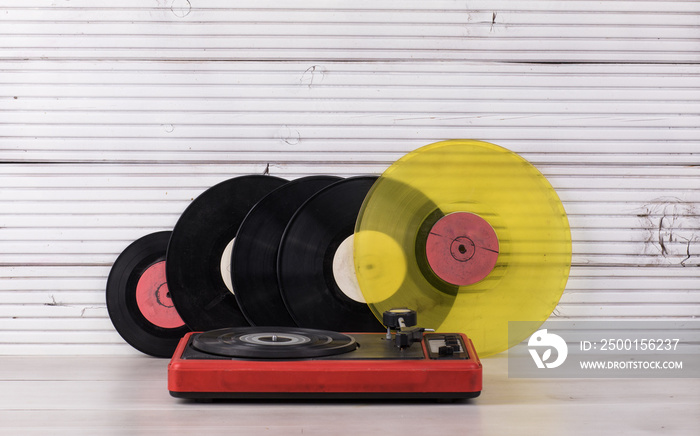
[277,176,385,332]
[231,175,342,326]
[166,175,287,331]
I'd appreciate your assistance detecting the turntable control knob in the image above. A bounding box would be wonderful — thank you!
[382,308,417,329]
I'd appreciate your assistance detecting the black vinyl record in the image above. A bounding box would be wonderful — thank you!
[166,175,288,331]
[106,231,190,358]
[232,175,342,326]
[277,176,385,332]
[192,327,357,359]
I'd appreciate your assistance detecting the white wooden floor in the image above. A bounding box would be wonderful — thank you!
[1,354,698,436]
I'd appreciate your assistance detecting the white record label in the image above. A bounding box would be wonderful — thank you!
[220,238,235,294]
[332,235,366,303]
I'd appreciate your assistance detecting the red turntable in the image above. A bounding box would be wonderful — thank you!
[168,309,482,400]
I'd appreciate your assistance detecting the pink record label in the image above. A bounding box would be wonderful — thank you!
[425,212,499,286]
[135,261,185,329]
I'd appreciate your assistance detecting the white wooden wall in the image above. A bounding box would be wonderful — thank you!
[1,0,698,355]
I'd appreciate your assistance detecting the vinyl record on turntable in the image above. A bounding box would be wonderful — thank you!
[106,231,190,357]
[192,327,358,359]
[354,140,572,357]
[166,175,287,331]
[231,175,341,326]
[277,176,385,332]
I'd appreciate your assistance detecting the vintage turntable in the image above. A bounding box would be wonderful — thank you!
[167,309,482,400]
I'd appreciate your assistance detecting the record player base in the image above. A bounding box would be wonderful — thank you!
[168,332,482,400]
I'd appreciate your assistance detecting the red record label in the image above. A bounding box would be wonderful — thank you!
[425,212,499,286]
[135,261,185,329]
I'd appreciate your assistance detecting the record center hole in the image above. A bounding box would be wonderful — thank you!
[259,335,292,343]
[450,237,476,262]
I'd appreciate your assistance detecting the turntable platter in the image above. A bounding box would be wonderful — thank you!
[191,327,358,359]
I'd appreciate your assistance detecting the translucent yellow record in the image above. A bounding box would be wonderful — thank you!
[354,139,571,357]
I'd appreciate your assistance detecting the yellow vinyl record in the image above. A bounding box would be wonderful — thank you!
[354,139,571,357]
